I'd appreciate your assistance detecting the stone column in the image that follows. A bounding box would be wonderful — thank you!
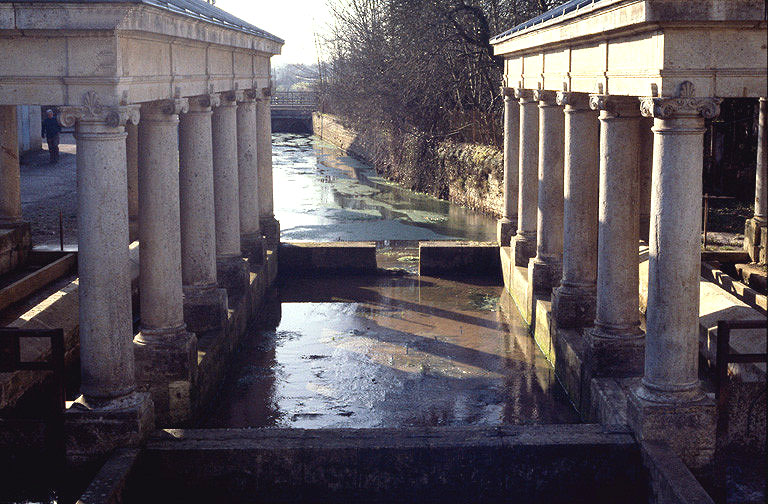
[628,82,721,471]
[638,117,654,242]
[497,87,519,246]
[256,87,279,244]
[212,91,249,292]
[585,95,644,377]
[510,89,538,267]
[179,94,228,334]
[134,98,197,426]
[126,121,139,241]
[0,105,22,225]
[551,92,599,328]
[744,97,767,263]
[528,90,564,296]
[57,92,152,458]
[237,90,266,264]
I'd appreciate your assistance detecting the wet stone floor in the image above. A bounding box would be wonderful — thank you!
[202,268,578,429]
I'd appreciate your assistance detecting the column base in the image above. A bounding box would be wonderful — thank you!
[627,379,715,472]
[260,216,280,247]
[496,218,515,247]
[528,257,561,296]
[241,231,267,266]
[743,217,766,263]
[134,328,197,426]
[511,232,536,267]
[65,391,154,465]
[585,326,644,377]
[551,284,596,328]
[216,255,250,293]
[182,285,228,333]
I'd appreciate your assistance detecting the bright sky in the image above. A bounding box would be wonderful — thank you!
[213,0,338,65]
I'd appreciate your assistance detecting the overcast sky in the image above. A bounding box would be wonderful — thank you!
[214,0,338,66]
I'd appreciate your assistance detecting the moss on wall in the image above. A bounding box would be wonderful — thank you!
[313,113,504,217]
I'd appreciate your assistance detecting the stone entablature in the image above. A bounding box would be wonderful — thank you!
[0,1,281,107]
[491,0,766,98]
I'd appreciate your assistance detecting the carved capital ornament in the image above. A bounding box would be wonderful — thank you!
[58,91,140,128]
[639,81,721,119]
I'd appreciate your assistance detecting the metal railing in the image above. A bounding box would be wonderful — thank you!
[271,91,319,110]
[713,319,768,504]
[0,327,67,468]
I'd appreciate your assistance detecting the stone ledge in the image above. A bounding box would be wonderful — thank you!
[279,241,377,277]
[419,241,500,277]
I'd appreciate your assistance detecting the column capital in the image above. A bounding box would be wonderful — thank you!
[589,94,640,117]
[556,91,590,109]
[59,91,140,128]
[239,88,261,102]
[141,98,189,119]
[501,87,515,100]
[533,89,558,105]
[639,82,721,119]
[188,93,220,112]
[217,90,242,106]
[514,88,536,102]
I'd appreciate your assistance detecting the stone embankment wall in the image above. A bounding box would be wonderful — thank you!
[312,113,504,217]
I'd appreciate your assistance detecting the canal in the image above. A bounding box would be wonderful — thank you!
[201,133,578,429]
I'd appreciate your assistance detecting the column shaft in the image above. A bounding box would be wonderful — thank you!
[0,105,21,224]
[69,111,137,402]
[497,88,519,245]
[529,90,564,295]
[256,90,279,242]
[511,90,538,266]
[237,93,265,262]
[126,121,139,241]
[213,93,249,291]
[552,93,599,328]
[755,97,767,222]
[586,96,644,377]
[638,117,654,242]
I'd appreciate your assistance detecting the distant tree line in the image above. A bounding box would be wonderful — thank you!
[319,0,561,147]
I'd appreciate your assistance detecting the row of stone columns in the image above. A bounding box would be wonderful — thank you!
[499,81,745,411]
[53,87,275,424]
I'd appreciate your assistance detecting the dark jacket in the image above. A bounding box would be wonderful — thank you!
[42,117,61,139]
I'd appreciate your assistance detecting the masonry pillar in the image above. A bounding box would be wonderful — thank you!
[585,95,644,377]
[179,94,228,334]
[257,87,279,245]
[638,117,654,242]
[57,94,152,459]
[497,87,519,246]
[212,91,249,292]
[551,92,599,328]
[237,90,266,264]
[528,90,564,296]
[126,121,139,241]
[744,97,767,263]
[0,105,22,225]
[628,82,721,471]
[510,89,538,267]
[135,98,197,426]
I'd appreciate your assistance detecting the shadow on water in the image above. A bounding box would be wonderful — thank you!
[272,133,496,242]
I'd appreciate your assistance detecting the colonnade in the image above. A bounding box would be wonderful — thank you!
[499,82,767,415]
[0,87,278,419]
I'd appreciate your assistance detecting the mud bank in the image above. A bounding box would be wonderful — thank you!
[313,113,504,218]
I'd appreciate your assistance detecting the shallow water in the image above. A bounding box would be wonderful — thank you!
[202,273,578,429]
[273,133,496,242]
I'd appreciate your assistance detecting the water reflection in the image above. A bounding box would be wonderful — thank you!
[273,134,496,242]
[203,274,578,429]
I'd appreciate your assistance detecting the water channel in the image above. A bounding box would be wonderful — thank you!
[202,134,578,429]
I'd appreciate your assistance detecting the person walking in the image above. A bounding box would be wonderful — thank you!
[41,109,61,164]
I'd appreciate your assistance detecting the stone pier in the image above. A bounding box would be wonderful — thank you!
[511,89,538,268]
[237,90,266,264]
[551,92,599,329]
[179,94,229,334]
[135,99,198,426]
[744,97,767,263]
[497,87,519,245]
[585,95,644,378]
[257,88,279,245]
